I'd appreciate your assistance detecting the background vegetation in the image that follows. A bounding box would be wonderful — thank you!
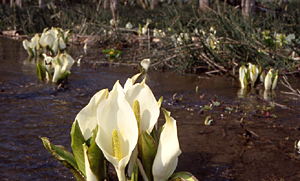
[1,0,300,74]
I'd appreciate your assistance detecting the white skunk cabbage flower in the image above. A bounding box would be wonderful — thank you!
[123,73,141,92]
[153,29,160,37]
[75,89,109,140]
[49,35,66,56]
[110,19,115,26]
[140,59,151,73]
[96,81,139,181]
[264,69,278,90]
[152,109,181,181]
[259,72,265,83]
[23,34,40,57]
[42,53,54,81]
[52,53,74,83]
[177,36,183,45]
[239,65,248,88]
[142,19,152,35]
[209,26,216,35]
[248,63,259,87]
[194,28,199,36]
[125,22,133,29]
[39,27,66,55]
[125,78,159,133]
[40,27,57,48]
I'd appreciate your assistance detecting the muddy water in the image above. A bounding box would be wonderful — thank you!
[1,37,300,180]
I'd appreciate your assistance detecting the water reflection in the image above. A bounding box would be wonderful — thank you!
[237,87,277,101]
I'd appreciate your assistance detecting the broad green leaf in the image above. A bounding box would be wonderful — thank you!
[41,137,85,181]
[138,131,158,181]
[36,62,46,81]
[71,120,86,177]
[87,126,107,181]
[170,172,199,181]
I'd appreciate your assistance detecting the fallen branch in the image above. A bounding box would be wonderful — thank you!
[280,76,300,97]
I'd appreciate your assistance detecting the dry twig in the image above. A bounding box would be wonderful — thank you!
[280,76,300,97]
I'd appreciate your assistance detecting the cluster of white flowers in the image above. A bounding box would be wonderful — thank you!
[239,63,278,90]
[41,53,74,83]
[22,27,74,83]
[75,73,182,181]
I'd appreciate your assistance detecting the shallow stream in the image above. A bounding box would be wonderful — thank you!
[1,37,300,180]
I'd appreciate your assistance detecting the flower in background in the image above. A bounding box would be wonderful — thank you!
[140,59,151,73]
[264,69,278,90]
[23,34,40,57]
[52,53,74,83]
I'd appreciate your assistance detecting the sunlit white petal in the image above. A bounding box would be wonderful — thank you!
[152,109,181,181]
[75,89,108,140]
[125,79,159,132]
[96,81,138,181]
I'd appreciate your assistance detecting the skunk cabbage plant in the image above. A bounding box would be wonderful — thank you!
[23,34,40,57]
[248,63,259,87]
[140,59,151,73]
[41,74,198,181]
[38,52,74,83]
[264,69,278,90]
[239,65,248,89]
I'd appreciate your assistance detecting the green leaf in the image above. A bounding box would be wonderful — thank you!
[150,127,158,145]
[57,71,71,84]
[71,120,86,177]
[130,163,138,181]
[58,29,64,40]
[65,31,73,44]
[87,126,107,181]
[102,49,112,54]
[170,172,199,181]
[36,62,46,81]
[41,137,85,181]
[138,131,158,181]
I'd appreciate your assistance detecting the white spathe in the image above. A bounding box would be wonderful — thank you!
[152,109,182,181]
[52,53,74,83]
[264,69,272,90]
[40,27,57,49]
[75,89,109,140]
[125,78,159,133]
[123,73,141,92]
[141,59,151,73]
[42,53,54,81]
[96,81,139,181]
[264,69,278,90]
[39,27,66,55]
[248,63,259,87]
[125,22,133,29]
[23,34,40,57]
[239,65,248,88]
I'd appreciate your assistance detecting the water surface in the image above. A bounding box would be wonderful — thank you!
[1,37,300,180]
